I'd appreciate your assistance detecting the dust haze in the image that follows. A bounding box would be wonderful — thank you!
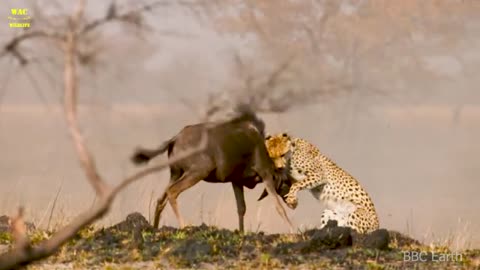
[0,0,479,250]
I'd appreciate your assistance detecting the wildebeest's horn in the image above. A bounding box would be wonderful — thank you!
[257,188,269,201]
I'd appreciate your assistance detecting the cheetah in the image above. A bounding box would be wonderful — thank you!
[264,133,379,234]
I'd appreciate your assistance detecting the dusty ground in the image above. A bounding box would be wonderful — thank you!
[1,213,479,269]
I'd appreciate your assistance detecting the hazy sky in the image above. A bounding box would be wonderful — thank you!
[1,0,479,107]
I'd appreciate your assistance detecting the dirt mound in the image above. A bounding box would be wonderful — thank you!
[63,214,400,267]
[1,212,477,269]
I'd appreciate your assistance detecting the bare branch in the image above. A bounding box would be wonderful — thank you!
[1,0,178,66]
[0,0,345,268]
[71,0,86,26]
[0,1,209,268]
[11,207,29,250]
[0,56,18,108]
[0,130,208,269]
[209,53,300,116]
[243,0,270,43]
[80,0,188,36]
[59,0,110,197]
[250,53,297,112]
[0,31,63,65]
[3,31,62,51]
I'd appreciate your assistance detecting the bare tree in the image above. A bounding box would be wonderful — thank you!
[0,1,361,267]
[0,1,210,269]
[183,0,354,120]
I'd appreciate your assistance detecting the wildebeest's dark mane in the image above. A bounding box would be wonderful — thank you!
[226,103,266,136]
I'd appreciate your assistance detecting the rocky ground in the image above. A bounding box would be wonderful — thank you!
[1,213,479,269]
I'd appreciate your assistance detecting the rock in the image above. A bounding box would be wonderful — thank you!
[305,226,352,251]
[353,229,390,250]
[325,219,339,229]
[291,220,353,253]
[364,229,390,250]
[116,212,151,232]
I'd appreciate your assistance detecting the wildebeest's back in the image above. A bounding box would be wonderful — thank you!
[168,120,266,181]
[210,122,265,181]
[167,105,281,185]
[168,124,215,168]
[169,124,205,152]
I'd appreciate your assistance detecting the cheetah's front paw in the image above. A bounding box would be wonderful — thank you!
[284,195,298,210]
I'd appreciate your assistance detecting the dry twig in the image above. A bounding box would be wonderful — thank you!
[10,207,29,250]
[0,1,209,269]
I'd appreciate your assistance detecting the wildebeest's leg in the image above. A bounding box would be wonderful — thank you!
[231,182,246,232]
[153,168,183,229]
[166,170,207,228]
[153,193,168,229]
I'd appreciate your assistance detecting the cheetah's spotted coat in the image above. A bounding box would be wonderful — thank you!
[265,133,379,234]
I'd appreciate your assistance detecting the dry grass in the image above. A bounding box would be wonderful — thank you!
[1,212,479,269]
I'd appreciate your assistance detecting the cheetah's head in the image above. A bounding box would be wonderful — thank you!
[265,132,294,169]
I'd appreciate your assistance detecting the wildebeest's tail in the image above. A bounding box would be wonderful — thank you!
[130,137,175,165]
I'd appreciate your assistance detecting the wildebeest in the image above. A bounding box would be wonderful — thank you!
[130,105,294,232]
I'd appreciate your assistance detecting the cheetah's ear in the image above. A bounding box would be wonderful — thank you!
[282,132,288,137]
[265,134,271,140]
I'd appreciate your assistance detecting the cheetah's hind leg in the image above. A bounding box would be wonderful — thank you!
[346,207,378,234]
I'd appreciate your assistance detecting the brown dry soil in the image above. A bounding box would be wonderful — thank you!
[1,213,479,269]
